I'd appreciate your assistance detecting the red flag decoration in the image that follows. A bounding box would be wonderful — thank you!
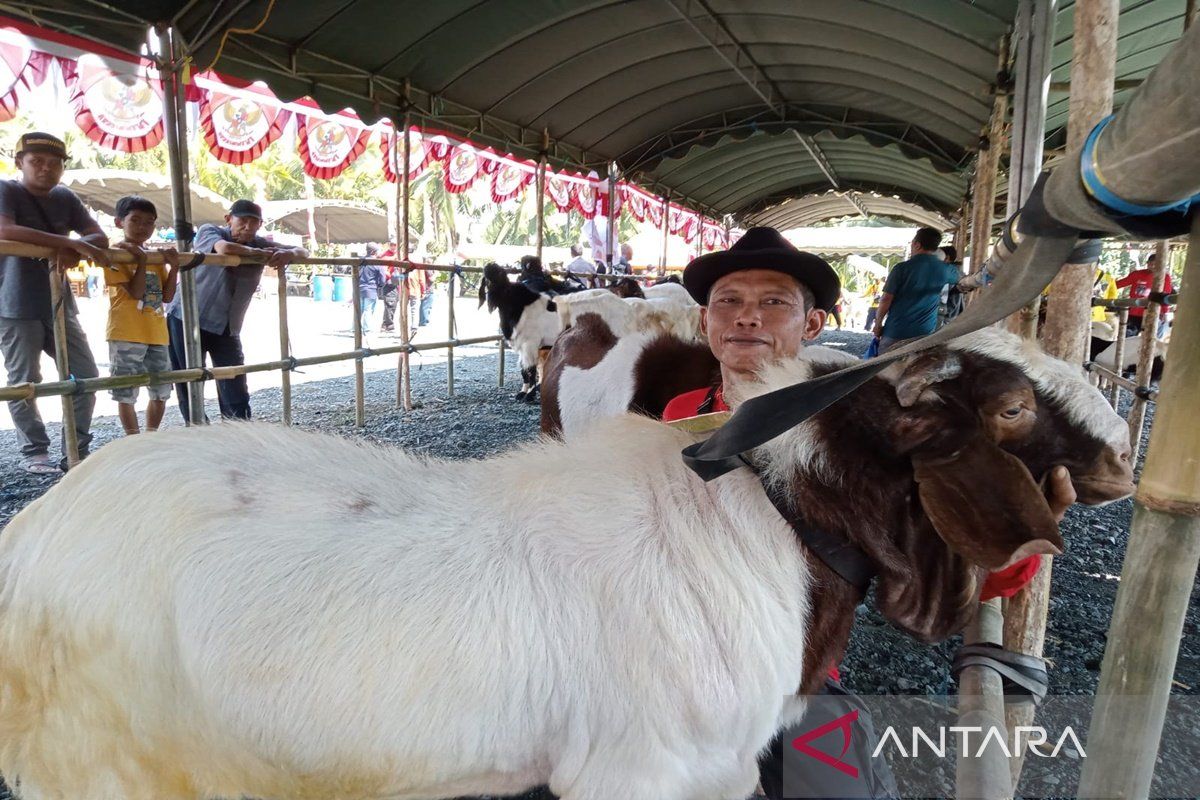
[545,173,572,212]
[67,56,164,153]
[572,172,601,219]
[620,184,656,223]
[381,128,428,183]
[702,220,725,250]
[423,134,452,163]
[490,161,533,204]
[670,206,700,242]
[443,143,480,193]
[198,85,290,165]
[646,197,664,227]
[296,114,369,179]
[0,36,51,123]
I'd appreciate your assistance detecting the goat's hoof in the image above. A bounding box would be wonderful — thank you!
[515,390,529,401]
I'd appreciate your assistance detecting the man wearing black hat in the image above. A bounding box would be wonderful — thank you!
[165,199,306,422]
[662,226,839,420]
[663,227,901,799]
[0,132,108,473]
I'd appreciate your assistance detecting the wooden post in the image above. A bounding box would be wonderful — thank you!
[956,599,1014,799]
[1077,218,1200,800]
[1127,241,1168,463]
[969,37,1010,278]
[1108,307,1129,408]
[396,108,414,412]
[447,269,456,397]
[1006,0,1118,774]
[498,337,506,387]
[277,267,291,425]
[606,163,618,272]
[352,263,365,427]
[47,271,80,468]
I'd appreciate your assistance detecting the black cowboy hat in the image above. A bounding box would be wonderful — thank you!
[682,226,840,311]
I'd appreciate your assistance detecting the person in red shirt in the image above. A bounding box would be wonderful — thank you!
[1116,252,1175,336]
[663,227,1077,799]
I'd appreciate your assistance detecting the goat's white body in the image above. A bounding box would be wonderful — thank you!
[510,294,563,384]
[1091,335,1167,374]
[0,417,809,800]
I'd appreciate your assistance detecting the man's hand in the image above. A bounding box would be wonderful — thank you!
[69,239,110,269]
[51,247,79,275]
[160,246,180,270]
[871,324,883,339]
[1044,465,1077,522]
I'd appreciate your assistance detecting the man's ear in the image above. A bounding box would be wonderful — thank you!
[699,305,709,338]
[803,308,826,341]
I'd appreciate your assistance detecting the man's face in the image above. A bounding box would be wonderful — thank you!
[701,269,826,378]
[227,213,262,243]
[621,244,633,260]
[17,152,64,193]
[117,209,157,245]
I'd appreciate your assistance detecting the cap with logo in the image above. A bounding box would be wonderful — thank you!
[16,132,68,160]
[228,199,263,219]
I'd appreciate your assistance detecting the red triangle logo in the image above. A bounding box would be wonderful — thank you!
[791,708,861,778]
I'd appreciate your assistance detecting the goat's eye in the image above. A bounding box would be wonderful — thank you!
[1001,406,1023,419]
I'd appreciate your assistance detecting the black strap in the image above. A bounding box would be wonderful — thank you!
[696,383,721,415]
[759,480,876,594]
[951,643,1050,706]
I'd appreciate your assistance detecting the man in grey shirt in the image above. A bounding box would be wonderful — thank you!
[0,132,109,473]
[564,244,594,287]
[166,199,305,421]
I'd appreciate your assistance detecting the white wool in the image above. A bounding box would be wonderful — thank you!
[0,418,810,800]
[947,327,1130,450]
[557,291,700,342]
[1091,335,1167,375]
[643,282,694,304]
[510,294,563,378]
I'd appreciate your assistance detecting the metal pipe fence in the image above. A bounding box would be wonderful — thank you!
[0,241,676,429]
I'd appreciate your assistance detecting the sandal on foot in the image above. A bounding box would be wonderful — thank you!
[24,458,59,475]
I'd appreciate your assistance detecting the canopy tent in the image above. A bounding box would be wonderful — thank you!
[782,226,915,257]
[12,1,1188,228]
[846,254,891,278]
[261,200,391,245]
[60,169,233,224]
[748,191,953,232]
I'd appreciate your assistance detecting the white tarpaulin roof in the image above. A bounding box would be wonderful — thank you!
[62,169,233,225]
[262,200,390,245]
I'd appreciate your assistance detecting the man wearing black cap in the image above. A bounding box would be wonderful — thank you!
[662,226,838,420]
[165,199,306,422]
[663,227,900,799]
[0,132,108,473]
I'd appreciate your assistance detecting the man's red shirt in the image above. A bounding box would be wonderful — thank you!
[662,386,1039,602]
[1116,268,1174,318]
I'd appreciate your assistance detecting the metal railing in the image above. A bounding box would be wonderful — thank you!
[0,241,674,463]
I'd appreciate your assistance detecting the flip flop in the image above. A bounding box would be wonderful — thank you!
[24,459,59,475]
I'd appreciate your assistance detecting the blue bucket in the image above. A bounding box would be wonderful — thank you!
[332,275,353,303]
[312,274,333,302]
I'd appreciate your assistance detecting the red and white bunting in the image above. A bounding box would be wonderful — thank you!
[0,36,51,123]
[702,221,725,250]
[491,161,533,204]
[545,173,572,212]
[620,185,655,223]
[572,178,599,219]
[646,198,664,227]
[296,114,369,179]
[443,143,480,193]
[381,128,428,183]
[67,55,163,153]
[199,87,290,165]
[423,134,452,163]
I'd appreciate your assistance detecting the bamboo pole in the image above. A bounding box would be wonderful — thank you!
[1004,1,1118,751]
[956,599,1013,800]
[606,163,618,271]
[48,269,80,468]
[277,267,292,425]
[397,109,414,411]
[447,270,456,397]
[1107,307,1128,408]
[352,263,365,427]
[1128,241,1168,463]
[498,337,506,387]
[969,37,1010,279]
[1077,217,1200,800]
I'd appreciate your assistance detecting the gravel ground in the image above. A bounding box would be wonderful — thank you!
[0,330,1194,800]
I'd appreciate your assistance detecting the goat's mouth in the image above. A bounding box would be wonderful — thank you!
[1071,476,1137,505]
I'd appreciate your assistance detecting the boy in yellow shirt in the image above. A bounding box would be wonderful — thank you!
[105,196,185,434]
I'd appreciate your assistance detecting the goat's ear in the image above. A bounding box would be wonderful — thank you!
[895,349,962,407]
[477,277,487,309]
[913,434,1064,571]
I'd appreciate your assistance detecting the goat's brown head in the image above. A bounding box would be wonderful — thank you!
[740,328,1133,644]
